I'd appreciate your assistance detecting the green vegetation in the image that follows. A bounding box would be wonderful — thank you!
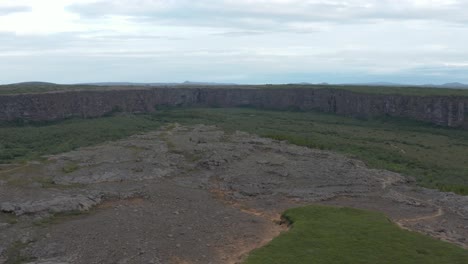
[0,114,164,163]
[2,83,468,97]
[0,83,97,95]
[62,162,79,173]
[1,108,467,261]
[33,210,88,227]
[3,241,35,264]
[1,108,468,194]
[324,84,468,97]
[4,175,52,188]
[244,205,468,264]
[0,212,18,225]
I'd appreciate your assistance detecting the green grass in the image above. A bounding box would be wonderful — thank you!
[1,83,468,97]
[0,212,18,225]
[0,114,164,163]
[3,241,35,264]
[244,205,468,264]
[1,108,468,194]
[62,162,79,173]
[325,84,468,97]
[33,210,88,227]
[0,83,125,95]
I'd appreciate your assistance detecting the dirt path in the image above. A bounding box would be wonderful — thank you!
[0,164,28,175]
[398,208,444,223]
[379,175,445,225]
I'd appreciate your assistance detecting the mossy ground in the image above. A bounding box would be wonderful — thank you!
[244,205,468,264]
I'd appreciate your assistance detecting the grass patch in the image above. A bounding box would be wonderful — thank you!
[159,131,176,151]
[62,162,79,173]
[3,241,35,264]
[0,212,18,225]
[0,114,164,164]
[33,210,88,227]
[159,132,202,162]
[244,205,468,264]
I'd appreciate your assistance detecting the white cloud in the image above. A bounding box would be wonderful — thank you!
[0,0,468,84]
[0,5,31,15]
[3,1,467,35]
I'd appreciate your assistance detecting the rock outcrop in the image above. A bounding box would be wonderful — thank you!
[0,194,102,216]
[0,87,467,128]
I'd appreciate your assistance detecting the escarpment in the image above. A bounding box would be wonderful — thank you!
[0,87,467,129]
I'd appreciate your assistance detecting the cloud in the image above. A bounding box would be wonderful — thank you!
[210,30,269,37]
[67,0,468,27]
[0,5,31,16]
[1,0,468,84]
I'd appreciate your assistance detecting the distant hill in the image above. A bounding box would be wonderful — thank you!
[350,82,406,87]
[428,82,468,89]
[80,82,178,86]
[334,82,468,89]
[7,81,59,86]
[4,81,468,89]
[2,81,468,97]
[291,81,468,89]
[80,81,237,86]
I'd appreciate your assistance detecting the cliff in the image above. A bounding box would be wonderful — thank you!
[0,87,467,129]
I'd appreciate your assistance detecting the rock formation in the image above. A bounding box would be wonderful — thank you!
[0,87,467,128]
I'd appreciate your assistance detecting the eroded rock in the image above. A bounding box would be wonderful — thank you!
[0,195,102,216]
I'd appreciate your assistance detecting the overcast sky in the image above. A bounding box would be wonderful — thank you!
[1,0,467,84]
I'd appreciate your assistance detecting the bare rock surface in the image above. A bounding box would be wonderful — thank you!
[0,194,102,216]
[0,124,467,263]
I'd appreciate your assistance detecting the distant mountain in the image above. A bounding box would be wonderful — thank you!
[433,82,468,89]
[6,81,59,86]
[350,82,406,87]
[180,81,237,86]
[4,81,468,89]
[80,82,178,86]
[294,82,411,87]
[345,82,468,89]
[80,81,237,86]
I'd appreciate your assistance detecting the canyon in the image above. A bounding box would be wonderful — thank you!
[0,86,467,128]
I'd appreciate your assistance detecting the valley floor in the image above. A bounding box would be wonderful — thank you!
[1,124,467,263]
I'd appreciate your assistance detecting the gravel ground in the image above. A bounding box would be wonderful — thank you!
[0,124,467,263]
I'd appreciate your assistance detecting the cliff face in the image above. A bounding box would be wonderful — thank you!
[0,87,466,129]
[463,99,468,129]
[0,88,198,121]
[197,88,467,127]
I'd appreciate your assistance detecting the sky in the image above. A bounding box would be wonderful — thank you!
[0,0,468,85]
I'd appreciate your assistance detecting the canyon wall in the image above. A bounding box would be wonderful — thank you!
[0,88,198,121]
[197,88,467,127]
[463,98,468,129]
[0,87,467,128]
